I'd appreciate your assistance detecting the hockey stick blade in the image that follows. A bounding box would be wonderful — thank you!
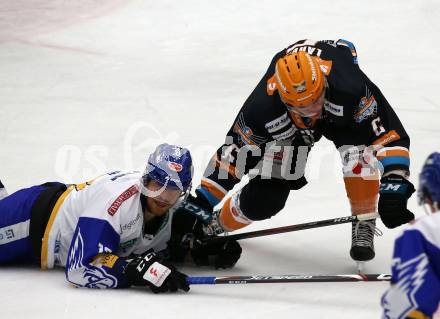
[187,273,391,285]
[204,212,379,244]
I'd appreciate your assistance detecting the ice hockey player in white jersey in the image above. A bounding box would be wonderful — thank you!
[381,152,440,318]
[0,143,242,293]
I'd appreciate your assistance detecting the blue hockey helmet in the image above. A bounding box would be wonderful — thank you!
[142,143,193,193]
[418,152,440,212]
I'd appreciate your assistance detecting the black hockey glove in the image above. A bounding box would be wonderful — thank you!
[378,174,415,229]
[168,206,240,268]
[191,240,242,269]
[124,251,189,293]
[167,191,216,262]
[167,206,206,262]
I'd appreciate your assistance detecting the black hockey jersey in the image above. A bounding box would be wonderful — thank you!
[198,39,410,207]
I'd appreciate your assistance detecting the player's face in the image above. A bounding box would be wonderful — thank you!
[284,91,325,118]
[144,180,183,216]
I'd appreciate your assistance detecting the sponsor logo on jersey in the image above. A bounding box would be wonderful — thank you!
[372,130,401,147]
[342,147,365,163]
[168,162,183,172]
[233,113,267,146]
[121,213,142,232]
[263,151,281,163]
[324,101,344,116]
[107,185,139,216]
[272,126,297,141]
[265,113,290,133]
[354,86,378,123]
[91,254,119,269]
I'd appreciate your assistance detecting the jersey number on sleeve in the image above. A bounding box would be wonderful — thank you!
[372,117,386,136]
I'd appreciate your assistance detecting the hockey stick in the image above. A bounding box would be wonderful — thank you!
[187,273,391,285]
[204,212,379,244]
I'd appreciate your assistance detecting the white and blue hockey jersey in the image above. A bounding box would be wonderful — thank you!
[381,213,440,318]
[41,171,178,289]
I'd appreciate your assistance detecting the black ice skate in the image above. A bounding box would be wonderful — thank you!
[350,219,382,262]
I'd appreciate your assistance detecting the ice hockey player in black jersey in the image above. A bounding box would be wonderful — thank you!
[184,39,414,263]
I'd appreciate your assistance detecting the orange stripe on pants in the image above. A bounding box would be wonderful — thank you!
[219,197,252,231]
[344,176,379,215]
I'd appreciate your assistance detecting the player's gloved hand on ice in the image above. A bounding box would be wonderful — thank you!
[124,251,189,293]
[167,206,229,263]
[378,174,415,228]
[191,239,242,269]
[167,203,207,262]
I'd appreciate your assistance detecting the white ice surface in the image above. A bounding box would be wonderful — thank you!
[1,0,440,318]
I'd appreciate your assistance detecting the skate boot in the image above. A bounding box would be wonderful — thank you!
[0,180,7,200]
[350,219,382,262]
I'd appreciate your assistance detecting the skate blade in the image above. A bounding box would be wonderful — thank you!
[356,261,366,274]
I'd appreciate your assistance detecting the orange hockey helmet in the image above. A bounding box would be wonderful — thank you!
[275,52,325,108]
